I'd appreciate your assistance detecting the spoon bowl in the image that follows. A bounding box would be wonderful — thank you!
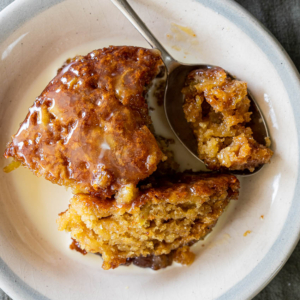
[164,63,270,176]
[111,0,270,176]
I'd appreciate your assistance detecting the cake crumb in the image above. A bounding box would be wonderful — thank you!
[243,230,252,237]
[265,137,271,147]
[3,160,21,173]
[173,246,195,265]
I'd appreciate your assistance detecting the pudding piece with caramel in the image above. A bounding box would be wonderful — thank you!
[4,46,165,198]
[182,67,273,172]
[57,172,239,270]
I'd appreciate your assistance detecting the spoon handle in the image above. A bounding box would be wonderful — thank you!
[110,0,178,72]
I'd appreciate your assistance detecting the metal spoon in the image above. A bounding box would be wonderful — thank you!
[110,0,270,176]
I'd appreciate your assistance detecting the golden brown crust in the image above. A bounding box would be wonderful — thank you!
[182,67,273,172]
[133,172,239,208]
[75,172,239,213]
[4,46,164,197]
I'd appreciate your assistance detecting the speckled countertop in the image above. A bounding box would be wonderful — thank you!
[1,0,300,299]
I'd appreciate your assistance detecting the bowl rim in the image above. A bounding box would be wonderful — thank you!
[0,0,300,299]
[200,1,300,299]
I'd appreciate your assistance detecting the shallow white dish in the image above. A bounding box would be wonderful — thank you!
[0,0,300,299]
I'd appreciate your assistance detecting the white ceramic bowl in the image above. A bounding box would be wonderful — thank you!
[1,0,300,299]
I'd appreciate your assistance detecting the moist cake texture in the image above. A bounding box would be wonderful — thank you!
[58,173,239,270]
[4,46,164,198]
[182,67,273,172]
[4,47,243,271]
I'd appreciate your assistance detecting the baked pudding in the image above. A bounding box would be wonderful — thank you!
[182,67,273,172]
[4,46,165,198]
[4,47,246,271]
[58,173,239,270]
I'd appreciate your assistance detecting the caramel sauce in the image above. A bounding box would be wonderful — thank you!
[4,46,164,198]
[126,253,174,270]
[125,246,195,270]
[70,238,87,255]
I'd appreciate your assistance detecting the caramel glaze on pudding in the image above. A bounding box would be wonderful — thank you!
[182,67,273,172]
[4,46,164,198]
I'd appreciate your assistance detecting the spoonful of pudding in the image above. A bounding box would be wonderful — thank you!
[111,0,273,176]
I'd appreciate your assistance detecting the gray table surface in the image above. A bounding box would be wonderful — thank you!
[0,0,300,299]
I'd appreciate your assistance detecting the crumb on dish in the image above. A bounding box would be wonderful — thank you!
[4,46,165,198]
[243,230,252,237]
